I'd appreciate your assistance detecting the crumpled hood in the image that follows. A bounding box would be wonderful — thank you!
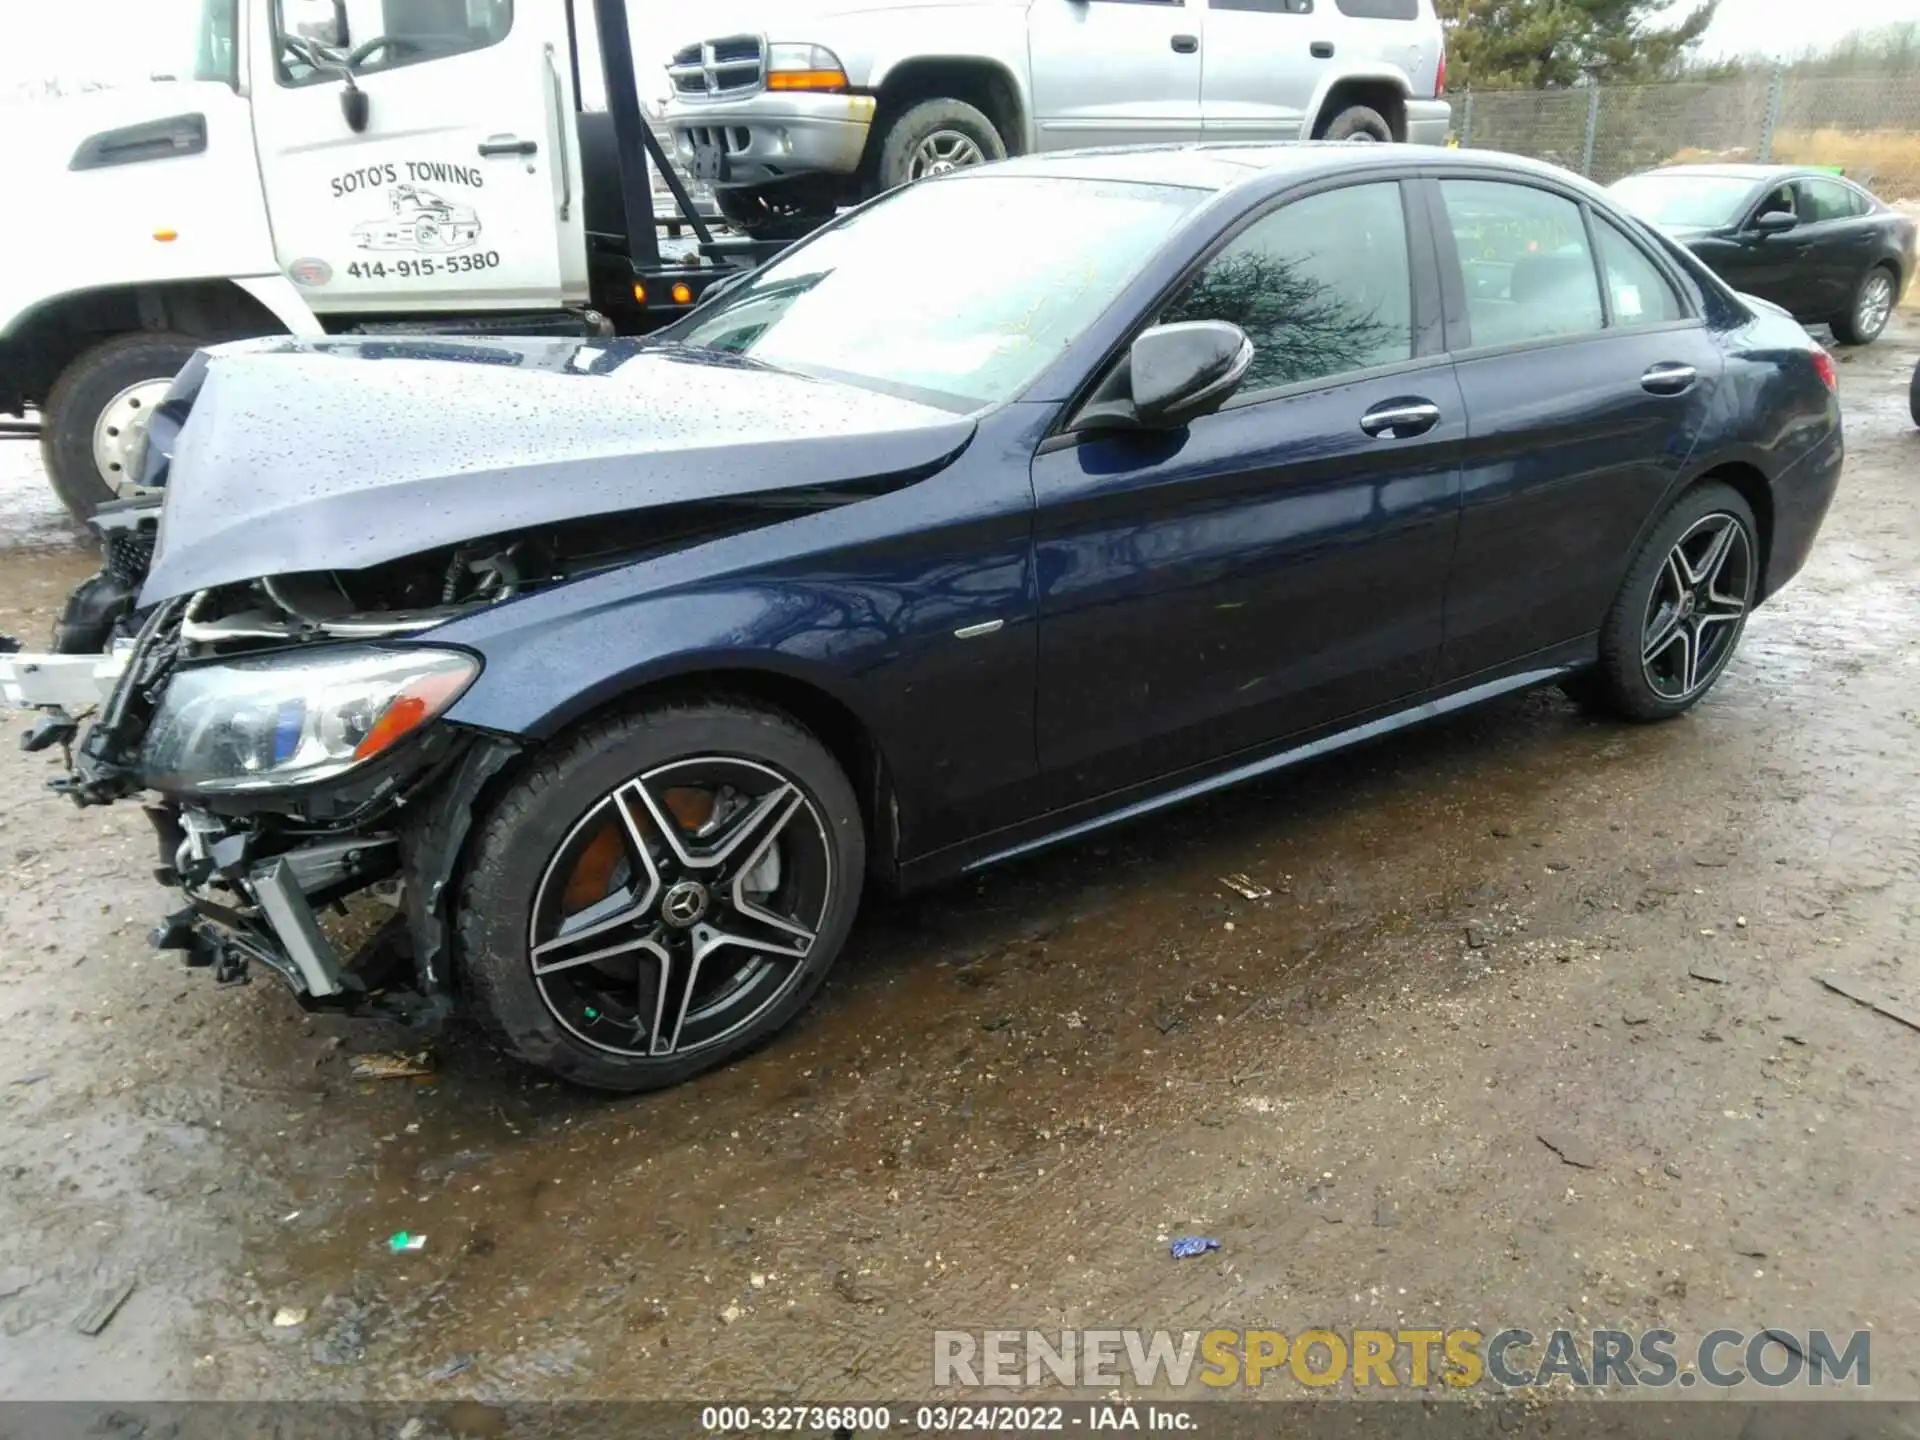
[139,336,975,604]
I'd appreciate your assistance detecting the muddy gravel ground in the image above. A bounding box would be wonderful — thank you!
[0,324,1917,1411]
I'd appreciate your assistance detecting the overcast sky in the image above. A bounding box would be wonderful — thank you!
[2,0,1914,95]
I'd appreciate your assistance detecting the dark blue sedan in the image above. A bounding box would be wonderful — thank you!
[45,144,1843,1091]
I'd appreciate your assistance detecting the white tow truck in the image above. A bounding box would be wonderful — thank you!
[0,0,755,523]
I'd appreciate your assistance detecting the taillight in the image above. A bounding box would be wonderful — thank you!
[1436,47,1447,98]
[1812,348,1837,392]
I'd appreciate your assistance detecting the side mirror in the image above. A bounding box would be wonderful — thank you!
[1751,210,1797,235]
[1128,320,1254,428]
[340,84,370,133]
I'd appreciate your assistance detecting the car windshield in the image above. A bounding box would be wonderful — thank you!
[1608,174,1758,230]
[666,176,1205,409]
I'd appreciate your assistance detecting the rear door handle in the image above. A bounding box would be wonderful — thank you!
[1310,40,1335,58]
[1171,33,1198,52]
[479,135,539,157]
[1359,399,1440,438]
[1640,362,1697,395]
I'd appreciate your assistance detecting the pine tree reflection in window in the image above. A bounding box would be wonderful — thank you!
[1162,183,1412,392]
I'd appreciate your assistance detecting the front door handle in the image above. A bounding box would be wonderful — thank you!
[1640,362,1697,396]
[1171,33,1199,53]
[1359,398,1440,438]
[479,135,539,158]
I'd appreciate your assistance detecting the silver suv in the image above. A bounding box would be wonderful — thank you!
[662,0,1450,237]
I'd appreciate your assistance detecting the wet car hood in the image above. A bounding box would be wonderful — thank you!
[138,336,976,604]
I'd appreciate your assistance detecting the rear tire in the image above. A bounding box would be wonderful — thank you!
[874,98,1006,191]
[1909,357,1920,428]
[1579,482,1759,722]
[1829,263,1895,346]
[456,699,866,1092]
[42,333,201,523]
[1318,105,1394,143]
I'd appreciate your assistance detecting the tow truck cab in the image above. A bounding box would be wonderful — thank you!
[0,0,759,522]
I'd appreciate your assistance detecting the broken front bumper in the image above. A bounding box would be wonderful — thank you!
[0,646,129,708]
[8,634,519,1024]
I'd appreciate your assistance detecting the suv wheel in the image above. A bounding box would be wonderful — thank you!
[874,99,1006,190]
[1319,105,1394,143]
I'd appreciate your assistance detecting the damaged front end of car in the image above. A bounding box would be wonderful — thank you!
[4,331,976,1032]
[45,534,543,1021]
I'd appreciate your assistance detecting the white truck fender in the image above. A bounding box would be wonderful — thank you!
[232,276,327,339]
[842,9,1036,149]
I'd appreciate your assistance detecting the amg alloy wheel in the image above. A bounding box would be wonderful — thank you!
[458,701,864,1091]
[529,757,834,1060]
[1579,481,1759,722]
[1638,513,1753,703]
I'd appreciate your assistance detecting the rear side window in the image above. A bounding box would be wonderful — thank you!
[1594,217,1684,327]
[1795,178,1865,223]
[1439,179,1602,347]
[1333,0,1418,16]
[1162,182,1413,391]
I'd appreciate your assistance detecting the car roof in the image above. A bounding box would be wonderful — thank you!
[976,142,1601,195]
[1623,164,1804,183]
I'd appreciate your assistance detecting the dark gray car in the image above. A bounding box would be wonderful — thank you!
[1610,164,1917,345]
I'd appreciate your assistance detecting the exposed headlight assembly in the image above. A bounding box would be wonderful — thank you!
[141,646,477,794]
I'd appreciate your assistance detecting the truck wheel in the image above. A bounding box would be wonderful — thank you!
[455,697,866,1092]
[1319,105,1394,142]
[875,99,1006,190]
[42,333,201,522]
[713,183,839,242]
[1829,264,1896,346]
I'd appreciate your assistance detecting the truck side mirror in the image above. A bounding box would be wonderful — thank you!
[341,85,370,132]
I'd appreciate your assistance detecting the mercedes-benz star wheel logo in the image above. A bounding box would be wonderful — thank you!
[661,880,709,928]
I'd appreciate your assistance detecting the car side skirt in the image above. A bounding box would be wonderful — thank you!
[897,636,1597,891]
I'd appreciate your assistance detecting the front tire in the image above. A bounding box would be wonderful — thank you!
[456,699,866,1092]
[874,98,1006,190]
[1580,482,1759,722]
[1830,264,1896,346]
[41,332,202,522]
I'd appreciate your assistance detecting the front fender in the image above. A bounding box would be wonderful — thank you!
[419,406,1050,858]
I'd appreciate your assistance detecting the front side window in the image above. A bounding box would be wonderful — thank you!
[1161,181,1413,392]
[670,176,1202,410]
[1795,178,1862,224]
[1439,179,1602,348]
[275,0,514,85]
[1594,217,1684,327]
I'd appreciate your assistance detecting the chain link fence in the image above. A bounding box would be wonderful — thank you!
[1457,68,1920,202]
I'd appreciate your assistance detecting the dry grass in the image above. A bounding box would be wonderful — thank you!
[1769,128,1920,203]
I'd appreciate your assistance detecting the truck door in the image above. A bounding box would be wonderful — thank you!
[249,0,586,316]
[1026,0,1204,149]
